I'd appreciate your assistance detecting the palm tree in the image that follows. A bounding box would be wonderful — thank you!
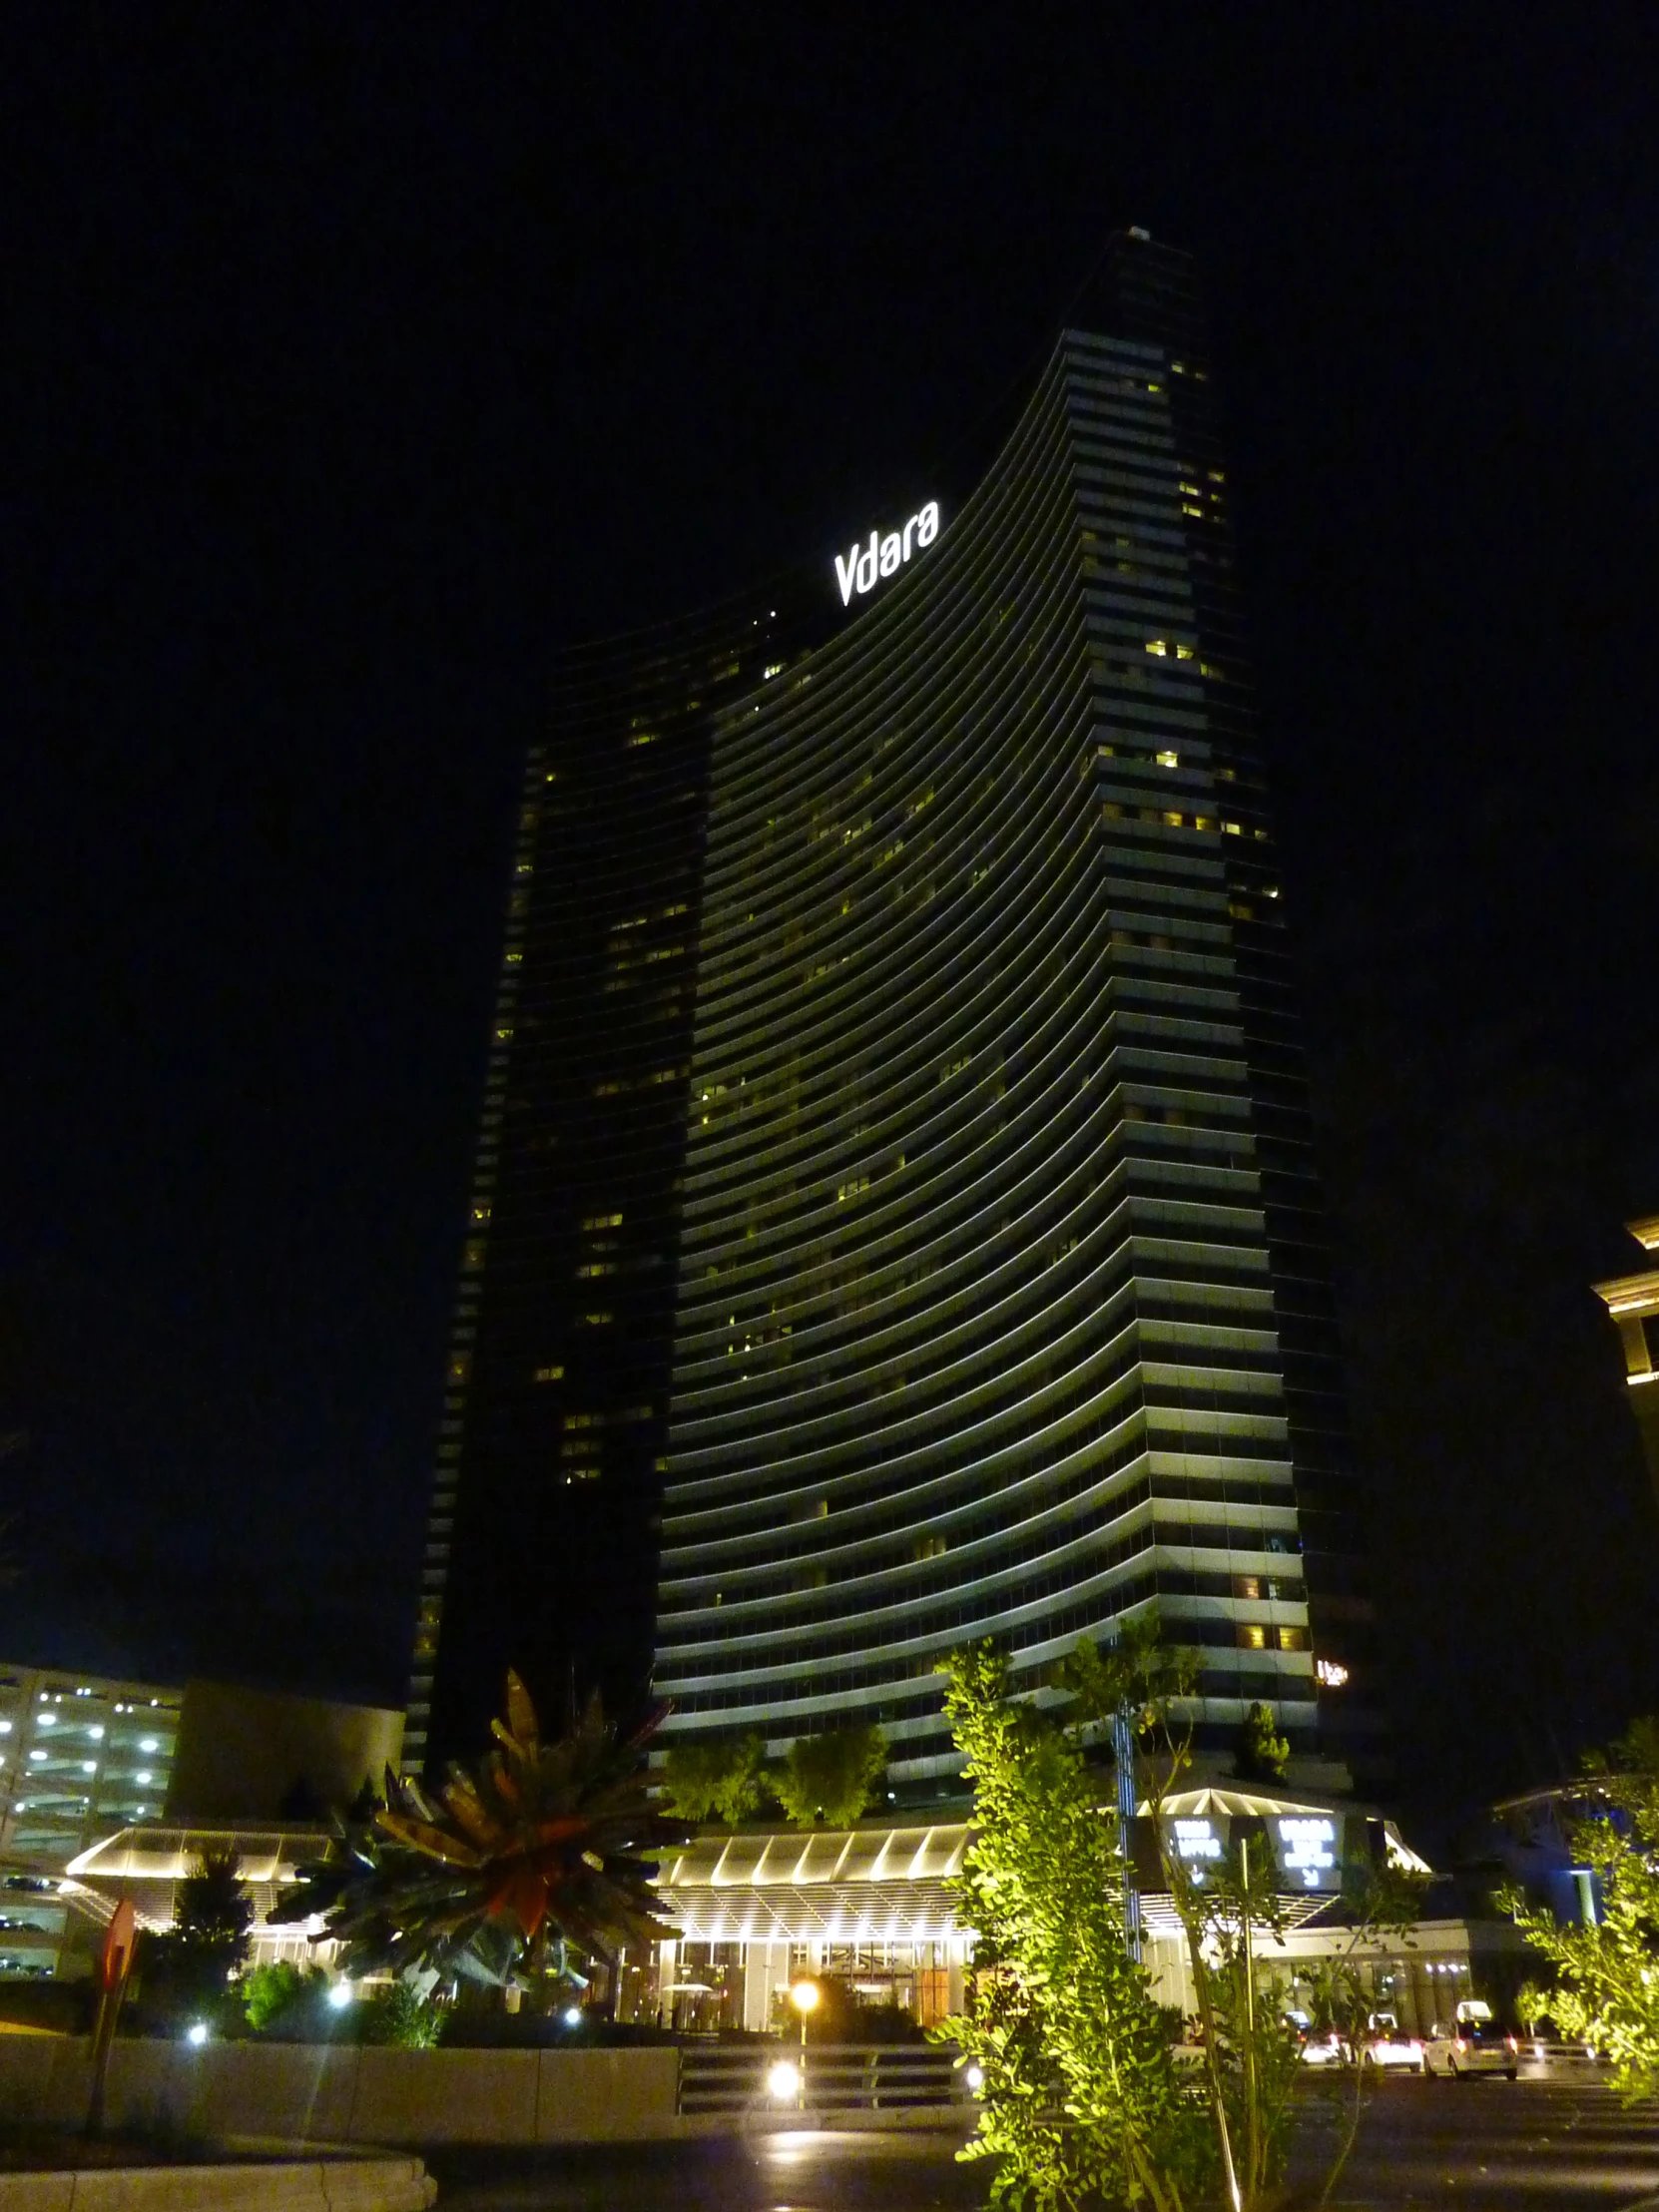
[291,1673,686,1990]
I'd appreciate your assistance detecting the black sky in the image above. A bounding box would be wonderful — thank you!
[6,9,1659,1822]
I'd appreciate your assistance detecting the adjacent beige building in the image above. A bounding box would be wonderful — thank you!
[1592,1216,1659,1506]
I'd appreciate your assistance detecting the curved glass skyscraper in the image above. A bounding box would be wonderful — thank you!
[652,238,1378,1789]
[410,232,1382,1793]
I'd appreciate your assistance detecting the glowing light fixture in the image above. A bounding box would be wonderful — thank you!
[768,2059,802,2102]
[186,2022,210,2046]
[327,1980,354,2010]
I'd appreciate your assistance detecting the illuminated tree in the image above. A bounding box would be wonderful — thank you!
[1233,1702,1290,1787]
[659,1732,769,1824]
[941,1622,1421,2212]
[936,1640,1210,2212]
[1505,1717,1659,2097]
[771,1722,887,1827]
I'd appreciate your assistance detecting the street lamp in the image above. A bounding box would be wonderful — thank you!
[788,1977,820,2110]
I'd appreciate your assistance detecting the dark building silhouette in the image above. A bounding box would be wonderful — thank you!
[402,586,842,1774]
[409,232,1384,1793]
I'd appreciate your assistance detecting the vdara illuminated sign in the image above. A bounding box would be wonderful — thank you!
[833,501,941,606]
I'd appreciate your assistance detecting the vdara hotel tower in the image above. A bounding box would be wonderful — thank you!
[409,233,1382,1792]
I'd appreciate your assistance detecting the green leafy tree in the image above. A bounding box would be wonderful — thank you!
[659,1732,769,1824]
[1069,1621,1423,2210]
[1504,1717,1659,2097]
[241,1959,321,2034]
[1065,1624,1297,2209]
[771,1723,887,1828]
[934,1641,1211,2212]
[282,1672,686,1994]
[363,1978,444,2047]
[1234,1702,1291,1787]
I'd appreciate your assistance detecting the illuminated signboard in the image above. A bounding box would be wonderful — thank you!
[1276,1816,1338,1890]
[832,501,941,607]
[1171,1818,1223,1886]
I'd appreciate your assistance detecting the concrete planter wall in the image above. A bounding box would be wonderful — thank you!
[0,2156,434,2210]
[0,2040,681,2148]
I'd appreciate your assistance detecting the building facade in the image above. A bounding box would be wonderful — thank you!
[651,236,1381,1791]
[411,231,1382,1792]
[1592,1216,1659,1507]
[637,1790,1445,2037]
[0,1661,182,1977]
[404,587,830,1774]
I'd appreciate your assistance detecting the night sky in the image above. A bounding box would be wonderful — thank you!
[7,11,1659,1827]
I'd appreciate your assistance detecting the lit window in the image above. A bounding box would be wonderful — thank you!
[533,1364,563,1383]
[1175,644,1194,661]
[1181,502,1204,518]
[1279,1627,1307,1652]
[1239,1625,1267,1651]
[1144,639,1168,657]
[1222,821,1242,836]
[1156,750,1179,768]
[577,1313,613,1326]
[1163,811,1183,828]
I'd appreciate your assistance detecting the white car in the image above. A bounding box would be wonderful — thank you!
[1421,2003,1518,2079]
[1299,2028,1349,2068]
[1362,2017,1425,2072]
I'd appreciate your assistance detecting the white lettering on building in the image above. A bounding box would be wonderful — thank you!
[833,501,941,606]
[1173,1817,1223,1885]
[1276,1816,1337,1889]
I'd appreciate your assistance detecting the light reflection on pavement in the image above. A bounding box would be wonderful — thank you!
[429,2083,1659,2210]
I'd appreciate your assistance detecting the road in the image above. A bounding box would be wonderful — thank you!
[1290,2076,1659,2209]
[428,2079,1659,2210]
